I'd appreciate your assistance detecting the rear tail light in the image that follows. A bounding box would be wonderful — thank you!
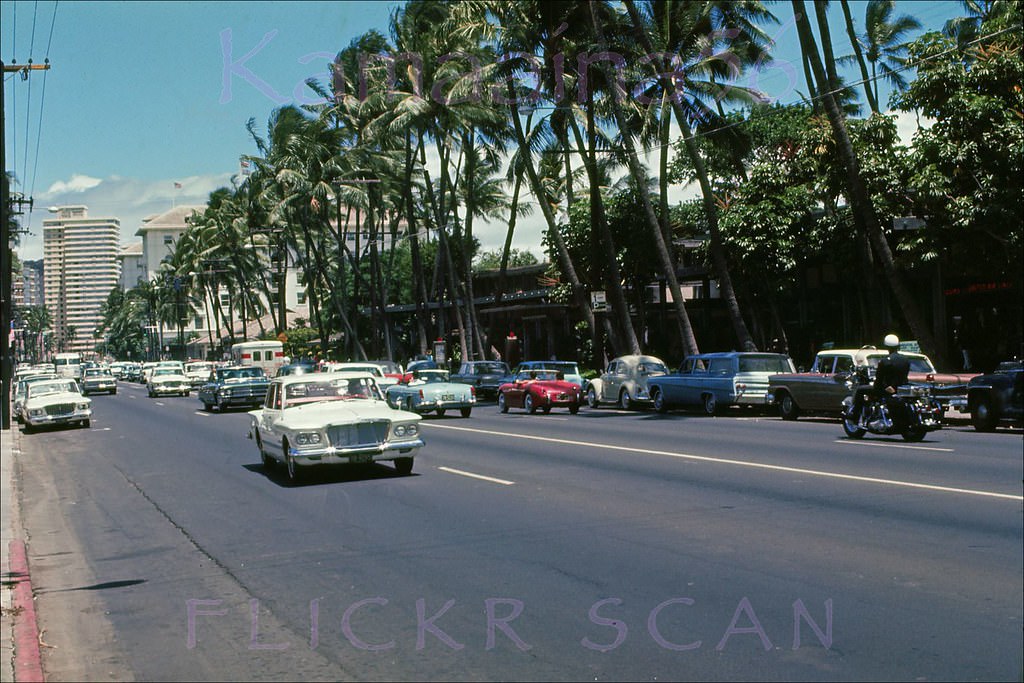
[419,389,424,399]
[470,386,476,397]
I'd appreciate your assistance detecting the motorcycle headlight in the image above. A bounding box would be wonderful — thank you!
[295,432,322,446]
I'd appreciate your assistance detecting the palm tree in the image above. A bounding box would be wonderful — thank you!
[623,0,777,353]
[861,0,921,108]
[791,0,947,368]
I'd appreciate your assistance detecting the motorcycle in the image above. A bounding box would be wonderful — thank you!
[840,368,944,442]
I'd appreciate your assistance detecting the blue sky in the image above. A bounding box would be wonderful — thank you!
[3,0,967,262]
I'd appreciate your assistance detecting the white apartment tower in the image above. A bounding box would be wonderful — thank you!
[43,206,121,355]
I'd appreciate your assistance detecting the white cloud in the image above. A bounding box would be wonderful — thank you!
[44,173,103,195]
[890,109,936,146]
[15,172,234,261]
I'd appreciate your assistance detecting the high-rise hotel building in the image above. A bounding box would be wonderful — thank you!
[43,206,121,355]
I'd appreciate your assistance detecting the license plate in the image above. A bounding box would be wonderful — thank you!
[350,453,372,464]
[441,394,454,401]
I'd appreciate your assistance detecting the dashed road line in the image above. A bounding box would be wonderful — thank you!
[438,466,515,486]
[424,423,1021,501]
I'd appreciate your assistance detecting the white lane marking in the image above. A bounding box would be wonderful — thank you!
[835,439,953,453]
[424,424,1022,501]
[438,466,515,486]
[194,411,211,417]
[128,395,137,400]
[154,402,164,406]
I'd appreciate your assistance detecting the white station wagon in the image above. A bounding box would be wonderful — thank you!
[248,372,425,484]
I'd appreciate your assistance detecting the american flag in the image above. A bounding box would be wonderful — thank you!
[174,182,182,189]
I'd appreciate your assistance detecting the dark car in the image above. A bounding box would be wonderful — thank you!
[952,361,1023,431]
[450,360,512,401]
[80,367,117,395]
[197,366,270,412]
[276,362,317,377]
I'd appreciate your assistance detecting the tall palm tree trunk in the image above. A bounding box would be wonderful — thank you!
[793,0,947,367]
[840,0,879,113]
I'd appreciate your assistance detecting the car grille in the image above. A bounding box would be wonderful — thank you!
[45,403,76,416]
[327,421,389,448]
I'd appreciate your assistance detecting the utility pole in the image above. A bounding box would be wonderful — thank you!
[2,59,51,431]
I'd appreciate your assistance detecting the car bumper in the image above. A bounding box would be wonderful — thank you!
[84,382,117,393]
[25,410,92,427]
[290,438,426,465]
[413,398,475,412]
[151,385,190,395]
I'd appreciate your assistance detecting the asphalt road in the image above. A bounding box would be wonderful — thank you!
[14,380,1023,681]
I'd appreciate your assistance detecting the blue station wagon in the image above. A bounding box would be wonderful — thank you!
[647,352,795,415]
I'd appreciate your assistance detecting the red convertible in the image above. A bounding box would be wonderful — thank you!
[497,370,582,415]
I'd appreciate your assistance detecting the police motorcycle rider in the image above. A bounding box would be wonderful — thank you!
[849,334,911,428]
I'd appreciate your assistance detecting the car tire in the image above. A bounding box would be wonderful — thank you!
[569,403,580,415]
[498,393,509,413]
[702,393,718,416]
[202,402,212,412]
[82,419,91,429]
[217,399,228,412]
[394,457,414,475]
[525,394,537,414]
[587,387,599,409]
[460,407,472,418]
[971,395,998,432]
[23,423,35,434]
[778,393,800,421]
[436,408,447,417]
[652,388,667,414]
[619,390,633,411]
[284,443,303,485]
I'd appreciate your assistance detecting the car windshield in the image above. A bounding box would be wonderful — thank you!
[738,356,793,373]
[865,354,936,373]
[473,362,508,375]
[28,381,78,397]
[339,365,383,376]
[414,370,449,384]
[540,362,579,375]
[370,361,401,374]
[219,368,265,380]
[639,361,668,375]
[283,378,380,407]
[153,368,180,377]
[520,370,559,381]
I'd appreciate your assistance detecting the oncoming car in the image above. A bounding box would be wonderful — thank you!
[249,372,426,483]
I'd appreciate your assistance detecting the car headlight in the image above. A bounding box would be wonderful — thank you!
[393,423,418,438]
[295,432,322,446]
[28,408,44,417]
[77,402,90,410]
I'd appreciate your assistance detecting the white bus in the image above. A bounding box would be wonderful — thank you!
[53,352,82,379]
[231,340,286,377]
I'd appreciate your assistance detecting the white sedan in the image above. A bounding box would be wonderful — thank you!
[248,372,425,484]
[147,367,191,397]
[21,378,93,433]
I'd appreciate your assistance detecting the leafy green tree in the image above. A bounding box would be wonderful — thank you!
[474,249,538,271]
[894,6,1023,286]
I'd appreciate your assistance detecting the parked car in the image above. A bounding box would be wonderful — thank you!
[648,352,795,415]
[21,378,92,433]
[366,360,404,382]
[81,367,118,395]
[13,373,59,424]
[766,347,958,420]
[184,361,215,388]
[586,355,670,410]
[147,366,191,397]
[386,368,476,417]
[449,361,512,401]
[507,360,586,391]
[950,361,1024,431]
[248,371,425,483]
[497,369,582,414]
[198,366,270,411]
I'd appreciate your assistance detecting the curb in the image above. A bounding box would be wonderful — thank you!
[9,539,44,683]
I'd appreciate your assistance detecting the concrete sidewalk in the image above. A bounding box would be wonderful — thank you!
[2,424,45,682]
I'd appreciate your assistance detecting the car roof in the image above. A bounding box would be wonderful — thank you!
[613,354,667,366]
[273,371,376,385]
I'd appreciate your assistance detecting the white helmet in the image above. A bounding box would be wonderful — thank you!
[884,334,900,349]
